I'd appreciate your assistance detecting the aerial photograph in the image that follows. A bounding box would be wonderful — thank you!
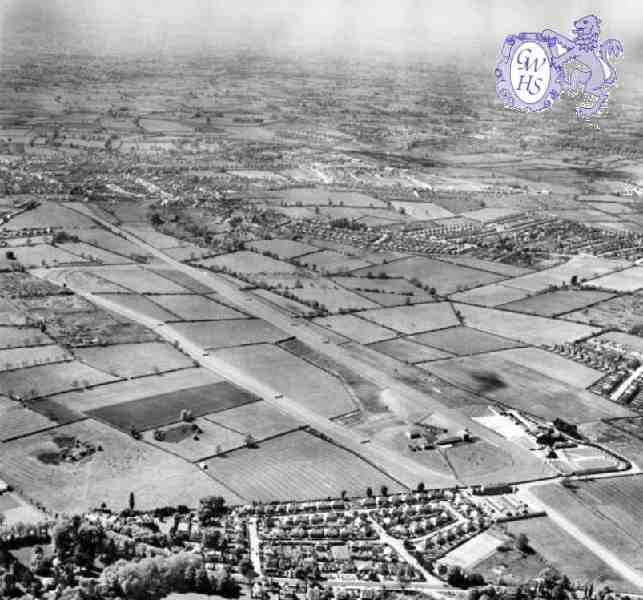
[0,0,642,598]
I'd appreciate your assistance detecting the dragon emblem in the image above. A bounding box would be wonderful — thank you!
[495,15,623,122]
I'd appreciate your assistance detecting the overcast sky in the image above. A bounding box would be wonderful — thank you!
[1,0,642,61]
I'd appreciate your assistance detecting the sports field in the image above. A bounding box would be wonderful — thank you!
[88,380,258,431]
[203,429,404,501]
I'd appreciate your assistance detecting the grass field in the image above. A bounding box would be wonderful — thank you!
[151,294,246,321]
[0,326,54,349]
[199,251,299,274]
[88,380,258,431]
[499,289,615,317]
[59,242,135,265]
[312,314,396,344]
[422,353,631,423]
[205,400,303,441]
[91,267,189,294]
[150,269,216,294]
[368,338,452,363]
[353,256,505,296]
[77,228,153,259]
[3,202,97,230]
[449,283,531,307]
[501,517,635,591]
[170,319,287,349]
[359,302,459,334]
[213,343,357,418]
[561,294,643,331]
[455,304,600,346]
[203,429,403,501]
[0,361,118,399]
[288,285,380,312]
[0,345,71,370]
[0,419,241,513]
[10,244,90,268]
[0,404,56,441]
[74,341,194,378]
[96,293,178,322]
[584,266,643,292]
[580,419,643,466]
[438,256,532,278]
[532,478,643,573]
[410,326,524,356]
[248,238,317,259]
[53,367,221,413]
[296,250,373,273]
[36,267,131,293]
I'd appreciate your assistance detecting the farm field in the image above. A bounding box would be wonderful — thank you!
[88,380,258,432]
[169,319,287,349]
[584,266,643,292]
[0,360,118,399]
[35,267,131,293]
[96,293,178,322]
[161,244,210,262]
[531,478,643,572]
[499,289,615,317]
[0,345,71,370]
[52,367,221,413]
[10,244,89,268]
[359,302,459,334]
[73,341,194,378]
[0,326,54,349]
[368,338,452,363]
[409,326,524,356]
[454,304,600,345]
[143,417,246,461]
[199,251,298,274]
[203,429,403,501]
[287,284,379,312]
[58,242,135,265]
[151,294,246,320]
[390,201,453,219]
[77,228,153,259]
[355,290,435,307]
[251,289,316,316]
[205,400,303,442]
[276,188,386,208]
[0,419,240,513]
[90,266,188,293]
[438,256,532,277]
[150,268,216,294]
[501,517,635,592]
[503,255,630,293]
[295,250,373,273]
[580,419,643,466]
[123,225,186,249]
[332,275,431,296]
[312,314,396,344]
[421,353,632,423]
[248,238,317,258]
[490,347,603,388]
[561,293,643,331]
[0,271,65,298]
[353,256,505,295]
[0,403,56,441]
[213,343,356,418]
[449,283,531,307]
[3,201,97,230]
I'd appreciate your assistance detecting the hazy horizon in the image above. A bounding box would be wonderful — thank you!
[1,0,642,63]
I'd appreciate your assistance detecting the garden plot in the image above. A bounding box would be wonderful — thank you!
[0,419,241,514]
[96,294,178,322]
[353,256,504,296]
[206,400,303,442]
[359,302,459,334]
[312,314,396,344]
[74,342,193,378]
[504,255,630,293]
[368,338,452,363]
[500,289,615,317]
[410,326,524,356]
[143,418,247,461]
[295,250,373,274]
[52,367,221,413]
[170,319,287,350]
[454,304,600,346]
[422,353,631,423]
[199,251,299,274]
[0,361,118,399]
[248,238,317,259]
[213,343,356,418]
[151,294,246,321]
[204,429,403,502]
[88,380,258,432]
[585,266,643,292]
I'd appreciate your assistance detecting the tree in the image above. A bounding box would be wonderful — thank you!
[129,491,136,511]
[366,486,373,498]
[380,485,388,496]
[516,532,531,553]
[198,496,227,525]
